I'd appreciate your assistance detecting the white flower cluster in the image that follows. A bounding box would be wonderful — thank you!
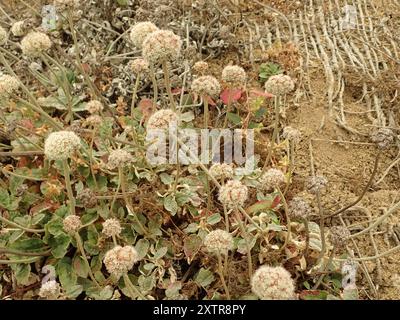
[11,21,26,37]
[39,280,61,300]
[85,100,103,114]
[146,109,178,129]
[287,197,311,220]
[130,58,150,74]
[63,215,82,234]
[209,163,234,180]
[259,168,286,192]
[0,74,20,98]
[107,149,132,170]
[265,74,295,96]
[306,175,328,195]
[103,245,140,278]
[191,75,221,98]
[282,126,301,144]
[130,21,159,48]
[204,229,234,253]
[21,32,52,57]
[218,180,248,209]
[142,29,182,64]
[102,218,122,238]
[0,26,8,45]
[192,61,209,75]
[221,65,246,85]
[44,131,81,161]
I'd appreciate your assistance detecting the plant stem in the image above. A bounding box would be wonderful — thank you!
[217,252,230,299]
[203,96,209,128]
[131,75,141,117]
[0,215,45,234]
[0,247,51,256]
[150,64,158,106]
[162,61,175,111]
[235,209,253,280]
[123,273,147,300]
[63,160,76,216]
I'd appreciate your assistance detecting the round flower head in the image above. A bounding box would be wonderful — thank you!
[130,58,149,74]
[102,218,122,238]
[103,245,139,278]
[84,115,103,127]
[0,26,8,45]
[221,65,246,86]
[146,109,178,129]
[63,215,82,234]
[21,32,52,57]
[44,131,81,161]
[142,29,182,64]
[288,197,311,220]
[218,179,248,209]
[306,175,328,195]
[85,100,103,114]
[0,74,20,98]
[204,229,233,253]
[193,61,209,75]
[39,280,61,300]
[282,126,301,144]
[107,149,132,170]
[264,74,295,96]
[371,128,393,150]
[330,226,351,249]
[191,75,221,98]
[251,266,295,300]
[11,21,26,37]
[209,163,234,180]
[76,188,97,208]
[259,168,286,192]
[130,21,159,49]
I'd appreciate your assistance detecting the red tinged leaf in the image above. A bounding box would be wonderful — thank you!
[250,89,274,98]
[271,195,281,208]
[204,95,216,106]
[138,98,156,120]
[220,88,242,104]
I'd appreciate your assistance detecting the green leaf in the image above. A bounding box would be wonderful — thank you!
[48,234,71,258]
[195,268,215,288]
[10,238,46,252]
[138,273,156,292]
[165,281,182,298]
[65,284,83,299]
[73,255,89,278]
[135,239,150,260]
[206,213,222,225]
[164,195,178,216]
[46,217,65,236]
[56,257,77,290]
[152,247,168,260]
[342,287,359,300]
[13,264,31,285]
[183,234,202,262]
[226,112,242,125]
[159,173,174,185]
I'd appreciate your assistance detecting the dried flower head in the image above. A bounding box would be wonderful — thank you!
[130,58,149,74]
[142,29,182,64]
[107,149,132,170]
[130,21,159,48]
[44,131,81,161]
[11,21,26,37]
[330,226,351,248]
[209,163,234,180]
[259,168,286,192]
[371,128,394,150]
[21,32,52,57]
[221,65,246,85]
[146,109,178,129]
[192,61,209,75]
[306,175,328,195]
[76,188,97,208]
[288,197,311,220]
[218,179,248,209]
[39,280,61,300]
[85,100,103,114]
[63,215,82,234]
[204,229,234,253]
[265,74,295,96]
[0,26,8,45]
[103,245,139,278]
[84,115,103,127]
[0,74,20,97]
[251,266,295,300]
[191,75,221,98]
[102,218,122,238]
[282,126,301,144]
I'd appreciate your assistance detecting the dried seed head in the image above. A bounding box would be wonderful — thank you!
[39,280,61,300]
[130,21,159,48]
[282,126,301,144]
[0,74,20,97]
[76,188,97,208]
[44,131,81,161]
[288,197,311,220]
[330,226,351,248]
[11,21,26,37]
[21,32,52,57]
[146,109,178,129]
[204,229,234,253]
[142,29,182,64]
[63,215,82,234]
[130,58,149,74]
[209,163,234,180]
[218,179,248,209]
[0,26,8,45]
[103,245,140,278]
[85,100,103,114]
[84,115,103,127]
[191,75,221,98]
[306,175,328,195]
[264,74,295,96]
[107,149,132,170]
[259,168,286,192]
[371,128,394,150]
[221,65,246,85]
[102,218,122,238]
[192,61,209,75]
[251,266,295,300]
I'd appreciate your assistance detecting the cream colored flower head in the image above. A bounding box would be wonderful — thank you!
[191,75,221,98]
[251,266,295,300]
[84,115,103,127]
[0,26,8,45]
[218,179,248,209]
[146,109,178,129]
[44,131,81,161]
[130,21,159,48]
[39,280,61,300]
[282,126,301,144]
[21,32,52,57]
[102,218,122,238]
[107,149,132,170]
[142,29,182,64]
[85,100,103,114]
[103,245,140,278]
[0,74,20,98]
[63,215,82,234]
[192,61,209,75]
[265,74,295,96]
[204,229,234,254]
[209,163,234,180]
[130,58,150,74]
[288,197,311,220]
[259,168,286,192]
[11,21,26,37]
[221,65,246,86]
